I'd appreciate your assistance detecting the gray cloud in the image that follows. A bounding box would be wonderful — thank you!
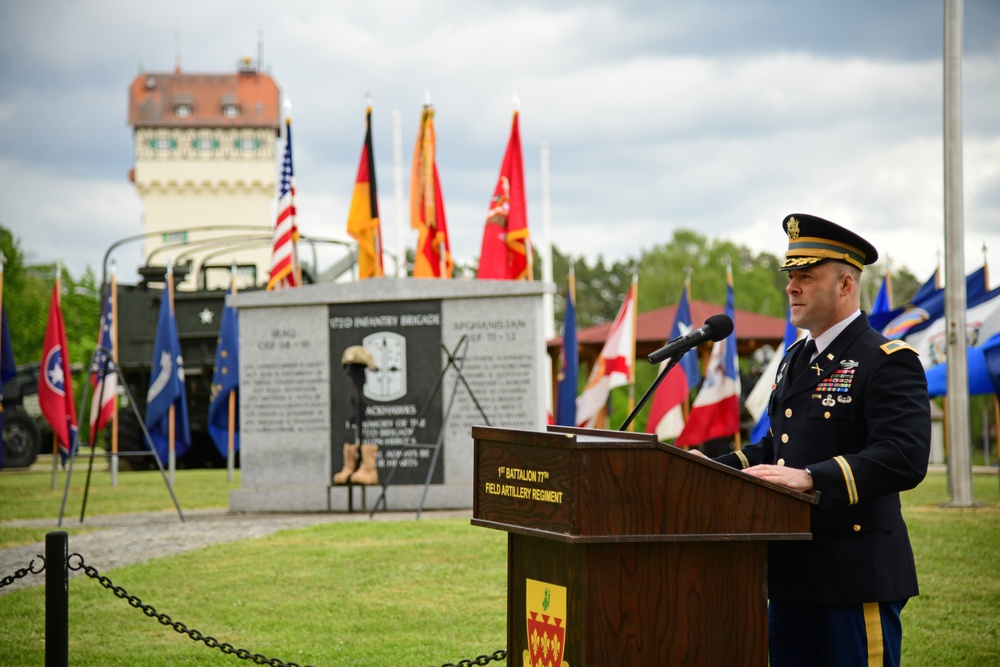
[1,0,997,288]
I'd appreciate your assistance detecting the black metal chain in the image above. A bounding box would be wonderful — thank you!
[68,553,312,667]
[65,552,507,667]
[431,650,507,667]
[0,555,45,589]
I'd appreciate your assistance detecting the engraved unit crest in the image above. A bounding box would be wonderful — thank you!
[362,331,407,401]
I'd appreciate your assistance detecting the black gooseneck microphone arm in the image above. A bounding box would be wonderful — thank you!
[619,353,683,432]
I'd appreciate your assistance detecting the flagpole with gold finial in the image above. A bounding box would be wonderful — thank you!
[227,261,238,483]
[682,266,694,425]
[281,98,302,288]
[0,253,6,470]
[110,261,120,487]
[986,242,999,464]
[626,272,638,431]
[166,260,176,486]
[51,263,62,489]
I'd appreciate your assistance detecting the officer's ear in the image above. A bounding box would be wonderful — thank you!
[839,266,859,294]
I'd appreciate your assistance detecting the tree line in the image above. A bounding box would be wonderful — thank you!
[1,223,927,434]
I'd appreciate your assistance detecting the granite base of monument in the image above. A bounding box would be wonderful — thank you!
[228,278,552,514]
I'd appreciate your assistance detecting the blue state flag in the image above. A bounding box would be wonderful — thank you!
[208,288,239,456]
[750,311,799,442]
[674,286,701,390]
[146,290,190,462]
[555,277,578,426]
[872,271,892,315]
[1,306,17,469]
[870,268,940,335]
[984,332,1000,398]
[881,266,986,340]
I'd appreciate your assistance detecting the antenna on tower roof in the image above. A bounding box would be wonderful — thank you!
[174,27,182,73]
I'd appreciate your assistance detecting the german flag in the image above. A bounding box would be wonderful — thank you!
[346,106,384,278]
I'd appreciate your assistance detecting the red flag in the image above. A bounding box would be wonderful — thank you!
[268,117,300,290]
[576,278,636,428]
[39,280,78,459]
[346,105,384,279]
[646,283,699,440]
[477,110,530,280]
[675,267,740,447]
[410,103,453,278]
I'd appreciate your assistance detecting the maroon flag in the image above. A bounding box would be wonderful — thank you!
[477,110,530,280]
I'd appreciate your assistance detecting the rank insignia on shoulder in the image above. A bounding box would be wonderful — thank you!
[881,340,916,355]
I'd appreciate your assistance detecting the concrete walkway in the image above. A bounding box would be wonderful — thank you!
[0,507,472,595]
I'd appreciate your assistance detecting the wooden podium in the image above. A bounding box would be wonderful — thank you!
[471,425,818,667]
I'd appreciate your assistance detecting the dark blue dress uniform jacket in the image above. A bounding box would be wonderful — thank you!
[716,313,931,605]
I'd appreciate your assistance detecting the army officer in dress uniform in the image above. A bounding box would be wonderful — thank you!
[711,214,931,667]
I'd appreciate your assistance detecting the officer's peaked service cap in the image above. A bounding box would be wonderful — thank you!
[780,213,878,272]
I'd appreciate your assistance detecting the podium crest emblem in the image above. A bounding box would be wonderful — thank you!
[525,578,568,667]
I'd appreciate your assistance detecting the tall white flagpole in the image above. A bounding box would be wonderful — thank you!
[540,142,555,420]
[393,110,406,277]
[943,0,974,506]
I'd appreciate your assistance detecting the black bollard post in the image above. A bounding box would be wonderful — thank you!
[46,531,69,667]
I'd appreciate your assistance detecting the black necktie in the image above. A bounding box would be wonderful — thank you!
[793,339,817,378]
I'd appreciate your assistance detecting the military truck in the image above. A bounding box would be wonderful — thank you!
[2,361,88,469]
[2,364,43,468]
[112,263,236,469]
[112,245,357,469]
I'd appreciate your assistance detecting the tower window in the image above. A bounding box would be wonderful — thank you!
[235,136,261,151]
[194,136,218,152]
[150,135,176,151]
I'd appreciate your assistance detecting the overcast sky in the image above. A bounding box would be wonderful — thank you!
[1,0,998,292]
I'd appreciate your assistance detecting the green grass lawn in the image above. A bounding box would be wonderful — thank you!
[1,465,998,666]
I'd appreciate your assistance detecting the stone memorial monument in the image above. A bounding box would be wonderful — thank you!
[229,278,553,513]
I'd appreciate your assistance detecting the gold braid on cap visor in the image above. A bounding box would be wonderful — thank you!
[782,236,867,270]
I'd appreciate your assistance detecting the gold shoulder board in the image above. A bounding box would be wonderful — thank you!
[881,340,916,355]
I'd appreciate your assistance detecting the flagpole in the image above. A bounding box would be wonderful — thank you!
[540,141,555,420]
[227,262,237,483]
[51,263,61,490]
[682,269,693,423]
[166,262,176,486]
[283,98,303,288]
[110,266,120,487]
[728,260,741,451]
[626,273,638,431]
[512,94,532,282]
[943,0,974,506]
[392,109,406,277]
[562,264,577,420]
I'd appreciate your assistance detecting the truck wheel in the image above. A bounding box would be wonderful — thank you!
[3,408,42,468]
[116,409,156,471]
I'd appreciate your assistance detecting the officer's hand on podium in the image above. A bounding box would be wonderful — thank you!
[743,464,814,492]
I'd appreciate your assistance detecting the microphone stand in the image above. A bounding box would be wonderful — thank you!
[619,353,683,432]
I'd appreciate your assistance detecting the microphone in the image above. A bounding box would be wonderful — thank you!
[647,314,734,364]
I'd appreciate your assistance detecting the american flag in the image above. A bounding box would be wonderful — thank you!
[267,118,300,290]
[89,280,116,432]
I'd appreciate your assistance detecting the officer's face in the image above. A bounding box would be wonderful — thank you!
[785,263,847,336]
